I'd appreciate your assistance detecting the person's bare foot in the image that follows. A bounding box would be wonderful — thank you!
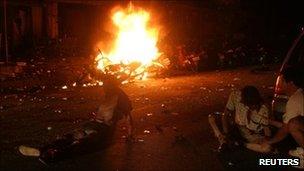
[19,145,40,157]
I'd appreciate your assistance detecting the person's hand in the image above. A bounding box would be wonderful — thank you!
[125,125,135,143]
[254,137,270,144]
[217,133,227,145]
[259,139,271,150]
[246,141,272,153]
[260,141,272,152]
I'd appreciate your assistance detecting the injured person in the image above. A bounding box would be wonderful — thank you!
[18,76,134,163]
[208,85,271,153]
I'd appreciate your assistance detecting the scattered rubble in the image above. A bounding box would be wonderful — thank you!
[171,112,179,115]
[137,139,144,142]
[144,130,150,134]
[200,87,207,90]
[54,110,62,114]
[233,77,240,81]
[173,126,178,131]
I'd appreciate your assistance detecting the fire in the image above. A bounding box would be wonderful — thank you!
[96,3,160,80]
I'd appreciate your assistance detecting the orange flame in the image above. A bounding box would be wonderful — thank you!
[96,3,160,79]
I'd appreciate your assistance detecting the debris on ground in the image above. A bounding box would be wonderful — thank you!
[200,87,207,90]
[144,130,150,134]
[54,110,62,114]
[228,162,234,166]
[161,87,168,90]
[137,139,144,143]
[233,77,240,81]
[173,126,178,131]
[227,84,235,87]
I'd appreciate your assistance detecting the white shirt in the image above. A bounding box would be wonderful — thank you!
[283,88,304,124]
[226,90,269,132]
[96,95,118,125]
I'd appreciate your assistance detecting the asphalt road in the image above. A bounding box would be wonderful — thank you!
[1,66,286,171]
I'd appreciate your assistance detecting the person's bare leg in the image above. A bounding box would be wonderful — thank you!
[19,145,40,157]
[289,117,304,148]
[208,114,226,145]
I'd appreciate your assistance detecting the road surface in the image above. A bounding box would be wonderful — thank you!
[1,66,284,171]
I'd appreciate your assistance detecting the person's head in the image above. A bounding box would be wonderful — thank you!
[102,75,120,96]
[281,66,304,91]
[241,86,263,110]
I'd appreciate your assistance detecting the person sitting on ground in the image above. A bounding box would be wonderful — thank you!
[208,85,271,151]
[18,76,134,163]
[261,66,304,158]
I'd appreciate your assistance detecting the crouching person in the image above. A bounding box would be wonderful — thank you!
[18,77,134,163]
[260,66,304,168]
[208,85,271,152]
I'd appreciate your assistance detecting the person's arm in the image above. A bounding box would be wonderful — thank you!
[263,126,271,137]
[257,105,272,138]
[268,119,283,128]
[222,91,237,134]
[266,124,289,145]
[125,112,134,137]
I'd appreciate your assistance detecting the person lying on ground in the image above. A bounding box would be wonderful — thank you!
[208,85,271,151]
[260,66,304,159]
[18,76,134,163]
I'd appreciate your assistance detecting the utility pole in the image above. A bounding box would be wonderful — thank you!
[4,0,9,63]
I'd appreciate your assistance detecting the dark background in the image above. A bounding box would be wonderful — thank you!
[0,0,303,63]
